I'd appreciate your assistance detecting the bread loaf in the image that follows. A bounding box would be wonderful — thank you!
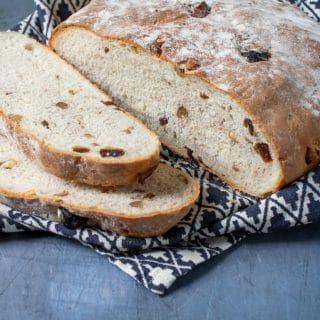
[0,32,160,187]
[0,135,199,237]
[49,0,320,197]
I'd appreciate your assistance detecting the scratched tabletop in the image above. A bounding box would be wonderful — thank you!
[0,1,320,319]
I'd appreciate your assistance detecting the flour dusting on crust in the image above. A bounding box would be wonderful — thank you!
[65,0,320,118]
[55,0,320,185]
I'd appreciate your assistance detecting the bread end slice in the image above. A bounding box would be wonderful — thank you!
[0,135,199,237]
[0,189,195,237]
[0,32,160,187]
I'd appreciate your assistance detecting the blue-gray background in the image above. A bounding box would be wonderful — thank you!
[0,1,320,319]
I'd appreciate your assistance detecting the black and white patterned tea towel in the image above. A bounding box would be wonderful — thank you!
[1,0,320,295]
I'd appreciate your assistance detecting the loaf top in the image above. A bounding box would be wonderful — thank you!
[58,0,320,184]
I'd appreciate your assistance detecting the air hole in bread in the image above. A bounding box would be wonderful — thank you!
[129,200,144,208]
[200,93,209,100]
[72,146,91,153]
[24,43,33,51]
[176,106,188,118]
[55,102,68,109]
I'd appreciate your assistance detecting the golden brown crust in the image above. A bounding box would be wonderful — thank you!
[49,0,320,195]
[0,166,200,237]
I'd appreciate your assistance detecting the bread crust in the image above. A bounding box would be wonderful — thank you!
[1,32,161,186]
[0,165,200,237]
[49,0,320,196]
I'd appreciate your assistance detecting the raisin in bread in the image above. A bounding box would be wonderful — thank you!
[50,0,320,197]
[0,32,160,187]
[0,135,199,237]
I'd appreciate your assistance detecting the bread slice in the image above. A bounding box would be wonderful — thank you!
[49,0,320,197]
[0,135,199,237]
[0,32,160,187]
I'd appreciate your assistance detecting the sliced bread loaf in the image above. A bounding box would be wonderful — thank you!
[0,135,199,237]
[0,32,160,187]
[49,0,320,197]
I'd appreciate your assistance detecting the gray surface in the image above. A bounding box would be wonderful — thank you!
[0,0,35,30]
[0,1,320,319]
[0,225,320,320]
